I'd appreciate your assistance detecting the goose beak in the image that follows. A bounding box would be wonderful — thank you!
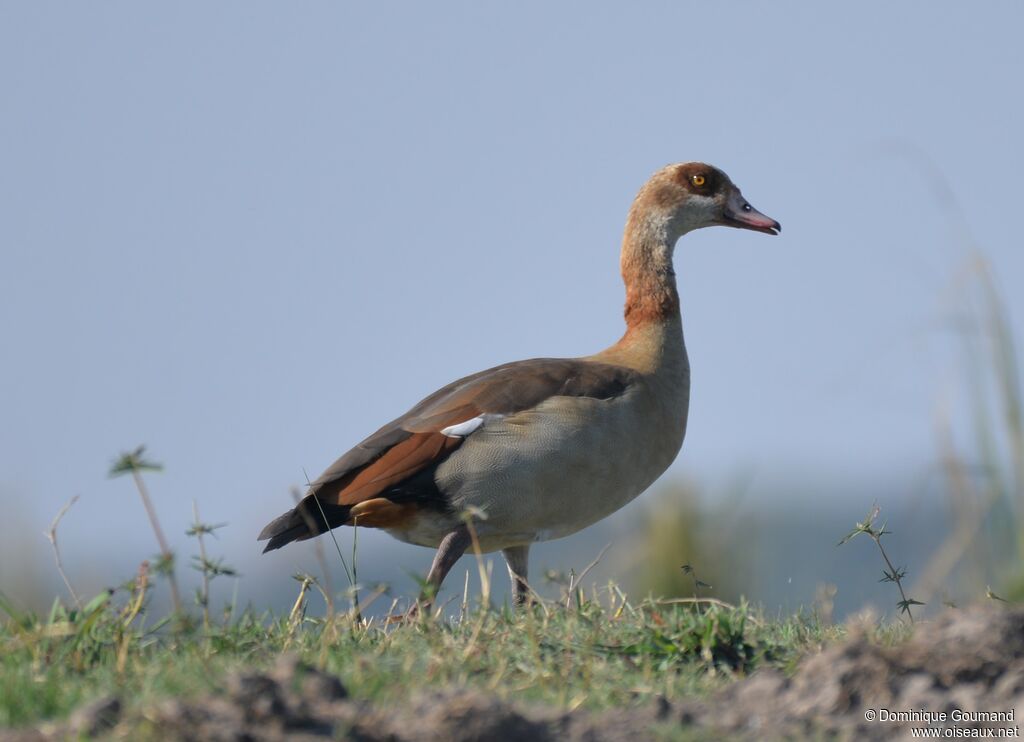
[721,190,781,235]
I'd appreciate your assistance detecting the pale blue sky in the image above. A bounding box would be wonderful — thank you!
[1,3,1021,610]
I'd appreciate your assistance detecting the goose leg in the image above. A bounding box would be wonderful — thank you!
[419,525,471,607]
[502,544,531,607]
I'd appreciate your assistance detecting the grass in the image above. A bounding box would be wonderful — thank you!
[0,464,918,736]
[4,456,907,734]
[0,442,967,735]
[0,580,861,731]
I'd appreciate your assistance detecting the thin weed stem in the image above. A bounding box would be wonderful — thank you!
[109,447,183,615]
[291,486,335,617]
[45,496,82,610]
[839,504,924,623]
[303,469,359,620]
[681,563,713,613]
[191,502,211,630]
[186,503,234,633]
[566,543,612,610]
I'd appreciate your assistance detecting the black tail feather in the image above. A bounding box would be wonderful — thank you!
[258,495,351,553]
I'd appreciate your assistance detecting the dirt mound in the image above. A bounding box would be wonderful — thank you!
[10,606,1024,741]
[690,606,1024,739]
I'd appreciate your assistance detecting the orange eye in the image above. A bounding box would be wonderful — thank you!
[691,174,706,187]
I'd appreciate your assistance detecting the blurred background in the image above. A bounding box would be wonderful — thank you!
[1,2,1021,622]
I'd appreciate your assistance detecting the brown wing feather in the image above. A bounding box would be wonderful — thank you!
[317,431,464,505]
[259,357,637,551]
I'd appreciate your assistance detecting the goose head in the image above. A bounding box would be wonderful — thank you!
[632,162,781,243]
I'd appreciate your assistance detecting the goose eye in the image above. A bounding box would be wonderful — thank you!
[691,174,706,187]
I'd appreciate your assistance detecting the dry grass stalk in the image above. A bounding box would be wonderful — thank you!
[44,496,82,610]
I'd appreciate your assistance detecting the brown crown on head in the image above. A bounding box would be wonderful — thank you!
[671,162,728,196]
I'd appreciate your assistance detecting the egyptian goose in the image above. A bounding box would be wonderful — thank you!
[259,163,779,606]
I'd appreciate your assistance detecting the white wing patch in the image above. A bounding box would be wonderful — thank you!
[440,415,486,439]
